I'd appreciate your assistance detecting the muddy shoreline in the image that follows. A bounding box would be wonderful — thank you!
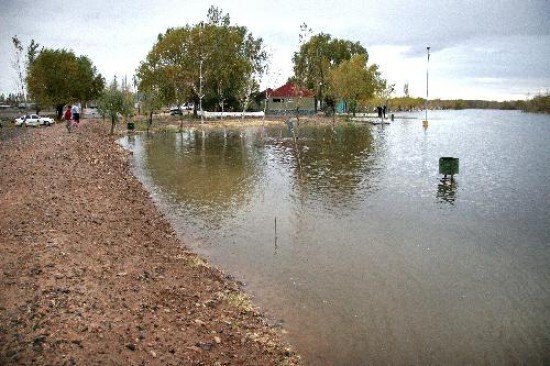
[0,120,300,365]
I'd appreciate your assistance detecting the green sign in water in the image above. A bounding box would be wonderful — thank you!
[439,157,459,175]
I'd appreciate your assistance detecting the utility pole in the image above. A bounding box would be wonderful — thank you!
[424,46,430,124]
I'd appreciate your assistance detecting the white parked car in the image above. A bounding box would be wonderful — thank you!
[169,102,194,115]
[84,107,99,117]
[14,114,55,127]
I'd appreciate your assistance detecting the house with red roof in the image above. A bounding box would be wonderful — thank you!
[263,82,315,114]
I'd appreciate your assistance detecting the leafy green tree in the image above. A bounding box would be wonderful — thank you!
[26,48,104,118]
[525,93,550,113]
[97,77,134,135]
[140,89,164,131]
[292,27,369,110]
[328,54,384,116]
[136,6,267,120]
[135,63,164,131]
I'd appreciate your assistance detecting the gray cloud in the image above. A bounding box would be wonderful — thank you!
[0,0,548,100]
[354,0,550,54]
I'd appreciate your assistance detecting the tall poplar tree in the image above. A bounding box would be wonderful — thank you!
[328,54,384,116]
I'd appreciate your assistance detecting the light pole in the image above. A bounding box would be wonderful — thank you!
[424,46,430,124]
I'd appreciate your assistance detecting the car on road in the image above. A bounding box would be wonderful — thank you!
[169,108,182,115]
[169,103,194,115]
[14,114,55,127]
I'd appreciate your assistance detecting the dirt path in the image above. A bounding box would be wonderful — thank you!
[0,121,300,365]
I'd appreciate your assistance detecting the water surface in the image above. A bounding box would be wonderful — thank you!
[120,110,550,365]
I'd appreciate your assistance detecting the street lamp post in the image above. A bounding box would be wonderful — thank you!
[424,46,430,124]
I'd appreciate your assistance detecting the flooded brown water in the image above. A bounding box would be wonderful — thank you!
[120,110,550,365]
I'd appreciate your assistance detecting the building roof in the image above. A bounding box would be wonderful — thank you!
[266,82,315,98]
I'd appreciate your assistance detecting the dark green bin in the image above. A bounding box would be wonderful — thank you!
[439,157,459,175]
[127,122,135,131]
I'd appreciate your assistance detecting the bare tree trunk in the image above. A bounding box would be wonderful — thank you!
[147,110,153,132]
[55,104,64,120]
[110,115,116,135]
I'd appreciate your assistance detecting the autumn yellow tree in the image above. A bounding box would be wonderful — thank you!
[292,27,370,112]
[328,54,384,117]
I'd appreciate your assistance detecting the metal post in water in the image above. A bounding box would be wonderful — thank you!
[274,216,278,250]
[424,46,430,125]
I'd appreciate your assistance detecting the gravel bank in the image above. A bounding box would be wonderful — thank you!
[0,120,300,365]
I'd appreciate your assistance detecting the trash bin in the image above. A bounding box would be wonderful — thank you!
[127,122,135,132]
[439,157,459,176]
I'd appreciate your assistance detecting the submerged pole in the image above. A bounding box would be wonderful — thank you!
[274,216,278,250]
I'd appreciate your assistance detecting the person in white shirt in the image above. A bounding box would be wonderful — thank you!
[71,104,80,125]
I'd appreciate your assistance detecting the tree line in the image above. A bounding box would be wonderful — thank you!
[11,5,548,130]
[523,94,550,113]
[387,95,550,113]
[13,6,387,127]
[387,97,529,112]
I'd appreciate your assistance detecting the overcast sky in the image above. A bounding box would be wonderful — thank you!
[1,0,549,101]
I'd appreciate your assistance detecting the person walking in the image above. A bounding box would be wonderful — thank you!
[64,105,73,132]
[71,103,80,126]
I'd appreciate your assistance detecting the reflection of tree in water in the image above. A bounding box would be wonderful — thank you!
[437,178,458,204]
[143,129,263,226]
[265,123,375,210]
[142,124,375,224]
